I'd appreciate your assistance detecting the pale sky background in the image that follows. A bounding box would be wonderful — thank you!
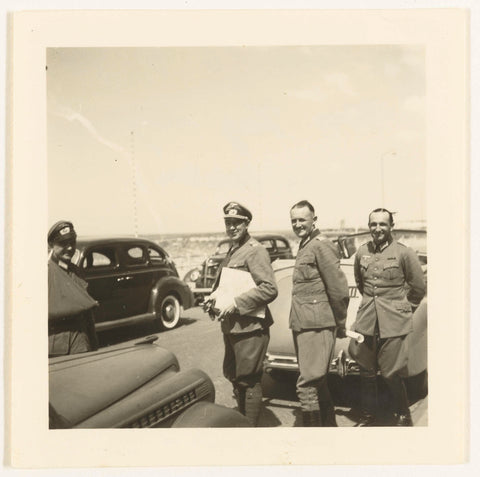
[47,46,425,235]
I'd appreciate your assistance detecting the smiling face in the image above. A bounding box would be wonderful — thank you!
[290,206,316,239]
[368,211,394,246]
[224,217,249,244]
[51,238,77,264]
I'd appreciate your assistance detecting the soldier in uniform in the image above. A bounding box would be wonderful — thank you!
[48,220,99,357]
[350,208,426,426]
[289,200,349,426]
[205,202,278,426]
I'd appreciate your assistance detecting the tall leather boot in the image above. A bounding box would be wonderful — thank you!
[317,378,337,427]
[357,371,378,427]
[302,410,322,427]
[319,401,337,427]
[233,386,246,415]
[244,383,263,427]
[386,376,413,427]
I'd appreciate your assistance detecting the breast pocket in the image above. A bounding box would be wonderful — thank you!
[227,260,246,271]
[296,260,320,281]
[383,261,401,279]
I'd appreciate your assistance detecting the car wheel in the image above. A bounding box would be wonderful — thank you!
[156,293,181,330]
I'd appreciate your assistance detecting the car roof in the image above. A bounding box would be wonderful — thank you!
[218,233,290,244]
[76,237,162,248]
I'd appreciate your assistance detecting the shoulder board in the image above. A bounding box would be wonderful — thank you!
[396,241,407,248]
[315,235,327,242]
[249,240,259,247]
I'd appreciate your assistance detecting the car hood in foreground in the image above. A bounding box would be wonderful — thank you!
[49,342,179,427]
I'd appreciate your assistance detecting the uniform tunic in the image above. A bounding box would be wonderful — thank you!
[289,229,349,411]
[290,229,349,331]
[214,234,278,387]
[48,259,99,356]
[352,240,425,338]
[218,235,277,335]
[350,239,426,378]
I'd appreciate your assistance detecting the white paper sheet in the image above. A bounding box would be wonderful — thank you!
[210,267,265,318]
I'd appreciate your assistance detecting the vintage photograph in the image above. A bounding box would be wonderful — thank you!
[8,9,468,468]
[47,45,427,429]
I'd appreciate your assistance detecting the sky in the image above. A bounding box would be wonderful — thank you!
[47,45,425,235]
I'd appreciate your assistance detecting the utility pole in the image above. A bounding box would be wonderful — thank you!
[130,130,139,237]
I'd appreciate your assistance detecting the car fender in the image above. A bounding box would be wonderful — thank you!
[405,298,428,376]
[171,401,250,428]
[149,276,194,311]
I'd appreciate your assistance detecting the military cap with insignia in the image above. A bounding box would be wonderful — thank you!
[223,202,252,221]
[48,220,77,246]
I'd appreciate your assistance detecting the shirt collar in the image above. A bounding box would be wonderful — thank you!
[229,233,251,254]
[373,237,393,253]
[299,228,320,249]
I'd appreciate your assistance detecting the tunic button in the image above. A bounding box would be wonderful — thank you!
[313,300,317,303]
[374,286,377,289]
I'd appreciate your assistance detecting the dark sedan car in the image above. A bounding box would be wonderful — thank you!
[71,237,194,332]
[184,233,294,303]
[49,336,249,428]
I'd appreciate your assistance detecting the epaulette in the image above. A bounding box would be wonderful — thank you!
[315,235,327,242]
[249,240,259,247]
[397,241,407,247]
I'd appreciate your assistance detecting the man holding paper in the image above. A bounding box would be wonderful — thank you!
[206,201,278,426]
[289,200,350,427]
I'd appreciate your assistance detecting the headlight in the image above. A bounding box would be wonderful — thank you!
[190,270,200,281]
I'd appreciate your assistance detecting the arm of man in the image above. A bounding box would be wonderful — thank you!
[234,246,278,316]
[314,240,350,329]
[401,247,426,305]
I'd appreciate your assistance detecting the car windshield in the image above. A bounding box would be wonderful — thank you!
[215,240,231,255]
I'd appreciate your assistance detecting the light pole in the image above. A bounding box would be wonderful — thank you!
[381,151,396,206]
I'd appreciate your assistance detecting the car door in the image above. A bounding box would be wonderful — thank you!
[117,243,153,317]
[274,238,293,259]
[80,245,128,322]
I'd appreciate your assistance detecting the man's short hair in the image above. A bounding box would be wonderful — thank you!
[368,208,395,226]
[291,200,315,214]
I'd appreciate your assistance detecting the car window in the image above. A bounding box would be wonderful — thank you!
[147,246,167,264]
[215,241,230,255]
[82,248,117,269]
[275,239,289,250]
[260,240,275,253]
[124,245,147,266]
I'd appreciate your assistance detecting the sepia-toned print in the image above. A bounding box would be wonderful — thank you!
[47,45,428,429]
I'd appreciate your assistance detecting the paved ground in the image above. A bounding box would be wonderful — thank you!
[98,306,428,427]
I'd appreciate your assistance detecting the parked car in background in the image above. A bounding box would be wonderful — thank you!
[71,237,194,332]
[263,230,428,401]
[49,336,249,428]
[183,234,294,303]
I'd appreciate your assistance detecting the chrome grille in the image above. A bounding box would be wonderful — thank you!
[128,390,197,428]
